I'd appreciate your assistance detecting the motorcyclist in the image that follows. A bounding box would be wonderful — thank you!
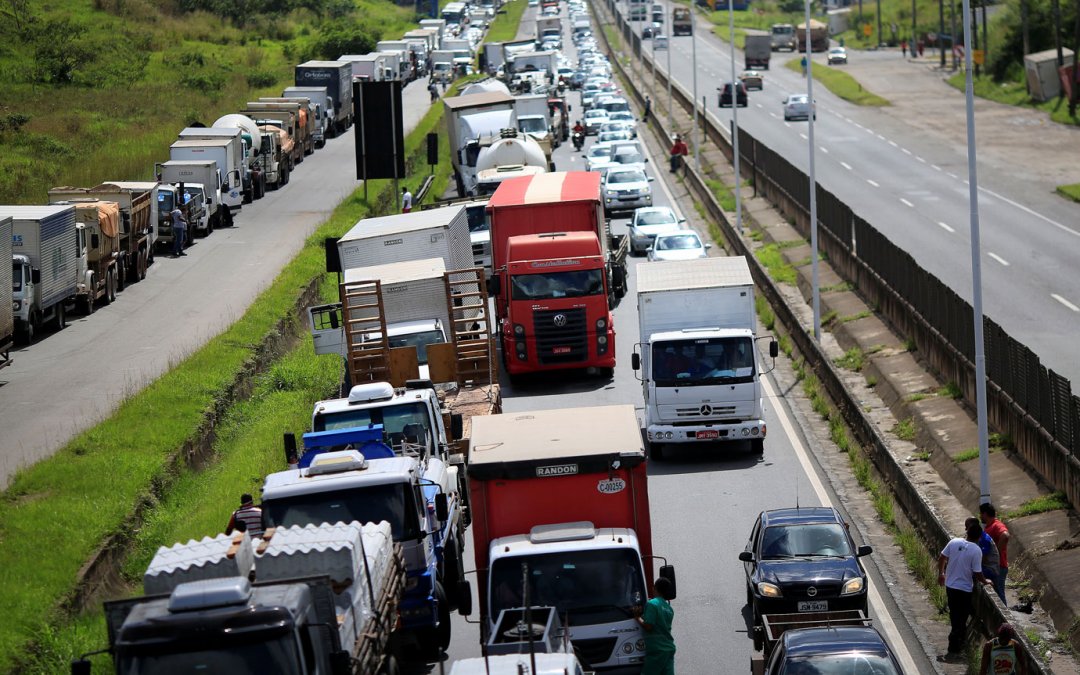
[573,121,585,135]
[572,121,585,150]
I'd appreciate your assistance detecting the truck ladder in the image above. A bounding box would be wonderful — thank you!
[443,268,495,386]
[339,278,391,385]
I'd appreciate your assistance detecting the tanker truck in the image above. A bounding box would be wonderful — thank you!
[473,129,549,196]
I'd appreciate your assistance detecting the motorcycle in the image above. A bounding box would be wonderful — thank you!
[572,131,585,151]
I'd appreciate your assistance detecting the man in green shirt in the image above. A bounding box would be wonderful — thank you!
[635,577,676,674]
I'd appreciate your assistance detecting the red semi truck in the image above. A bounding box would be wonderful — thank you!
[468,404,675,672]
[486,172,627,377]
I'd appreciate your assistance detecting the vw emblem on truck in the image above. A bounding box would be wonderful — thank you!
[553,313,567,327]
[700,404,713,416]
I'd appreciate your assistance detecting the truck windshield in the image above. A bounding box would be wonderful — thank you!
[264,483,420,541]
[388,329,446,365]
[511,269,604,301]
[466,205,490,233]
[490,549,646,626]
[518,118,548,134]
[12,263,21,292]
[651,336,755,385]
[121,636,299,675]
[314,401,433,451]
[157,192,175,212]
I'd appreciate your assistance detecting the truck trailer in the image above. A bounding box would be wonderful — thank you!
[169,139,244,218]
[444,91,517,197]
[281,86,331,148]
[632,257,778,459]
[295,60,353,135]
[744,29,773,68]
[0,216,14,365]
[468,404,676,672]
[3,205,78,344]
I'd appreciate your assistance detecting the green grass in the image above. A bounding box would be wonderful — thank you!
[755,243,798,284]
[893,417,916,441]
[783,58,889,106]
[0,90,456,671]
[906,392,929,402]
[1057,183,1080,203]
[840,310,872,323]
[947,73,1080,127]
[953,447,982,463]
[938,381,963,399]
[1006,492,1070,519]
[486,0,528,42]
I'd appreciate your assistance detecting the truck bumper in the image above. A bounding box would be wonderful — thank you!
[646,419,766,444]
[502,331,616,376]
[400,574,438,630]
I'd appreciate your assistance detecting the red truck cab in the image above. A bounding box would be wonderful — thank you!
[488,172,623,377]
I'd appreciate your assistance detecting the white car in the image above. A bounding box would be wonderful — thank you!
[602,166,654,215]
[585,143,616,171]
[583,108,610,135]
[600,120,637,139]
[629,206,686,254]
[607,143,648,170]
[783,94,816,121]
[597,128,633,145]
[648,231,711,261]
[654,34,669,50]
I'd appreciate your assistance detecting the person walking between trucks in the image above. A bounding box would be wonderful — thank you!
[643,96,652,122]
[669,134,689,173]
[226,494,264,538]
[170,205,187,257]
[635,577,676,675]
[429,80,439,102]
[800,55,807,76]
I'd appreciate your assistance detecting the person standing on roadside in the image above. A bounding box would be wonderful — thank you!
[669,134,689,173]
[170,204,187,258]
[938,522,992,662]
[401,186,413,213]
[643,96,652,122]
[901,39,908,57]
[226,494,264,538]
[979,623,1028,675]
[967,516,1001,591]
[800,54,807,76]
[635,577,676,675]
[981,502,1011,603]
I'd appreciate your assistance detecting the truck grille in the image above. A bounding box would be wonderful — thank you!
[573,637,617,667]
[533,308,587,365]
[675,405,738,418]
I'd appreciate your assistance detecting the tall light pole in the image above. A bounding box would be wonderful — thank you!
[960,0,991,504]
[692,5,700,170]
[667,10,674,131]
[804,0,821,340]
[939,0,946,67]
[729,0,743,233]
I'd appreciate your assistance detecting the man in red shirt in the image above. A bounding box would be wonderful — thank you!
[981,502,1010,603]
[669,135,689,173]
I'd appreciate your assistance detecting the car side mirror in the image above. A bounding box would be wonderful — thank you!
[705,243,713,250]
[631,352,640,370]
[450,413,464,440]
[435,493,449,521]
[857,545,873,557]
[659,564,677,599]
[770,341,779,358]
[458,580,474,616]
[646,247,653,253]
[738,551,754,562]
[31,267,41,284]
[647,176,655,182]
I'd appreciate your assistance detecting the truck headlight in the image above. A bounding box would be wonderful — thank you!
[621,641,635,654]
[636,639,646,651]
[597,335,607,345]
[514,324,525,335]
[13,300,20,311]
[757,582,782,598]
[596,318,606,329]
[841,578,864,595]
[405,576,420,591]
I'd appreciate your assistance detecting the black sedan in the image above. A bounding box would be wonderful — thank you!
[739,507,872,624]
[762,626,903,674]
[718,81,748,107]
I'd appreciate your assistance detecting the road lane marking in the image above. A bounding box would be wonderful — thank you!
[761,376,923,675]
[932,164,942,171]
[938,221,955,233]
[987,253,1010,266]
[1052,294,1080,312]
[976,185,1080,239]
[867,179,879,187]
[820,147,829,154]
[865,128,875,134]
[854,122,864,129]
[900,198,914,207]
[756,103,763,108]
[901,148,911,155]
[841,161,853,171]
[799,133,807,140]
[948,172,959,179]
[916,156,926,163]
[888,140,898,147]
[877,134,886,140]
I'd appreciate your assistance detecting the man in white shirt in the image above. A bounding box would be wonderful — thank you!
[401,187,413,213]
[938,522,992,661]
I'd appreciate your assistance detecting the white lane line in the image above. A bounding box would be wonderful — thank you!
[840,161,853,171]
[931,164,942,171]
[987,252,1010,266]
[916,156,926,163]
[888,140,898,148]
[900,198,914,207]
[1052,294,1080,312]
[947,172,959,179]
[938,221,955,233]
[865,128,875,134]
[977,185,1080,239]
[756,103,763,108]
[867,179,880,187]
[901,148,911,155]
[769,112,779,118]
[877,134,886,140]
[854,122,864,129]
[761,375,923,675]
[799,133,808,140]
[820,147,829,154]
[785,122,792,128]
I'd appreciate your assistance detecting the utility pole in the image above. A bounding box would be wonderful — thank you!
[939,0,946,67]
[1021,0,1029,57]
[692,14,700,170]
[730,0,743,234]
[877,0,883,47]
[1052,0,1065,68]
[804,2,821,341]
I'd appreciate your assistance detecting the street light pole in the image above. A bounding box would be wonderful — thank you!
[729,0,742,233]
[667,18,674,131]
[805,1,820,340]
[939,0,946,67]
[960,0,991,504]
[692,9,700,170]
[876,0,883,47]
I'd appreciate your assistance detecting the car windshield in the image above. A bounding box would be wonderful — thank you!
[614,150,645,164]
[651,336,755,385]
[490,549,646,626]
[761,523,853,559]
[608,170,646,184]
[388,329,445,365]
[157,191,175,212]
[121,636,299,675]
[263,483,419,541]
[585,110,606,119]
[519,118,547,133]
[780,654,899,674]
[637,210,675,226]
[789,95,808,104]
[655,233,701,250]
[314,401,432,452]
[588,146,613,159]
[511,269,605,300]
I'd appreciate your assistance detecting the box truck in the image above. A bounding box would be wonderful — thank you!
[0,216,13,366]
[3,205,78,344]
[295,60,353,135]
[169,139,244,217]
[156,160,229,231]
[282,86,331,148]
[43,199,120,314]
[336,204,473,273]
[177,127,257,203]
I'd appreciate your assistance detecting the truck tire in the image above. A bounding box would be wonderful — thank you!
[82,287,95,315]
[380,655,400,675]
[138,249,147,280]
[116,258,127,292]
[443,541,464,610]
[18,312,39,345]
[435,581,452,651]
[751,438,764,454]
[54,302,66,330]
[646,439,665,461]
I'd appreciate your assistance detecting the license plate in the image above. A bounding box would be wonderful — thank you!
[553,346,571,354]
[696,430,719,439]
[798,601,828,612]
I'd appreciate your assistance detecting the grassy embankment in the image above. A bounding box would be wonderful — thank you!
[0,0,419,204]
[0,49,474,675]
[945,73,1080,127]
[486,0,529,42]
[781,58,889,105]
[1057,183,1080,202]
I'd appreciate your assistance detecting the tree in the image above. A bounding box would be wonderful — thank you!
[30,19,95,84]
[310,22,378,60]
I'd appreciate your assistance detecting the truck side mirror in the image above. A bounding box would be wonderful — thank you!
[450,413,464,440]
[435,492,449,521]
[738,551,754,562]
[458,580,474,616]
[90,234,100,249]
[631,352,640,371]
[659,564,676,599]
[31,267,40,284]
[71,660,92,675]
[770,341,779,358]
[283,433,299,468]
[857,545,873,557]
[486,276,501,297]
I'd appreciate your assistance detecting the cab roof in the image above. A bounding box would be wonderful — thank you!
[782,625,891,657]
[488,171,600,208]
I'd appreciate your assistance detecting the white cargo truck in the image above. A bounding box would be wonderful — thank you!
[336,204,473,273]
[631,257,777,459]
[155,160,229,230]
[0,216,13,366]
[3,205,78,344]
[75,521,405,675]
[339,53,388,81]
[168,139,244,217]
[443,91,517,197]
[177,127,257,203]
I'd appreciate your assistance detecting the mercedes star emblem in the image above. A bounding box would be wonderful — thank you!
[700,404,712,416]
[553,313,567,327]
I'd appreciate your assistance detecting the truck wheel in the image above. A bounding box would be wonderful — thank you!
[647,440,665,461]
[138,250,147,280]
[435,581,452,650]
[107,269,117,304]
[116,259,127,292]
[54,302,66,330]
[751,438,764,454]
[443,541,464,610]
[19,312,39,345]
[380,655,400,675]
[82,289,95,315]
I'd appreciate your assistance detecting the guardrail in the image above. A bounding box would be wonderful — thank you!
[589,2,1050,671]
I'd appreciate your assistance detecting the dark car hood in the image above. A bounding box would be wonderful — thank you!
[757,558,860,585]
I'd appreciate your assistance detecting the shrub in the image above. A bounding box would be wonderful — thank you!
[246,69,278,88]
[309,22,378,60]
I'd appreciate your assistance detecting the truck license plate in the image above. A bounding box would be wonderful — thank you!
[798,601,828,612]
[553,346,571,354]
[696,430,719,439]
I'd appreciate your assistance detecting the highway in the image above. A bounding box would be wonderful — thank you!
[619,0,1080,385]
[430,6,934,671]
